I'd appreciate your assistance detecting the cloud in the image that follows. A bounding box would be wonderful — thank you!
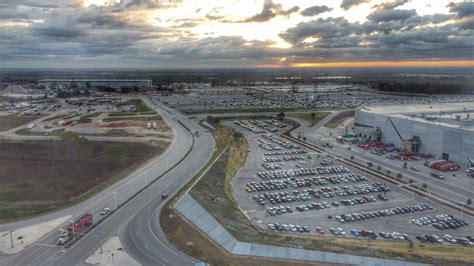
[0,0,472,68]
[448,2,474,18]
[280,17,356,45]
[235,0,299,23]
[300,5,332,17]
[33,26,85,38]
[373,0,409,11]
[340,0,369,11]
[368,9,417,23]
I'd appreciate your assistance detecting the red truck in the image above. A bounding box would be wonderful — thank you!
[67,214,93,234]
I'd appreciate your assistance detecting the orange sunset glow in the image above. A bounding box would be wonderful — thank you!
[291,60,474,68]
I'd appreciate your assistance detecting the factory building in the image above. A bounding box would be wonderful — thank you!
[38,79,152,90]
[353,102,474,163]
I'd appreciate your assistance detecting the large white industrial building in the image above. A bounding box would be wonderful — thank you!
[353,102,474,163]
[38,79,152,89]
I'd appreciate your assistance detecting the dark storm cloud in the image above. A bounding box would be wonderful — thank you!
[279,7,473,62]
[300,5,332,17]
[0,0,61,8]
[448,2,474,18]
[340,0,369,11]
[0,0,472,68]
[33,26,85,38]
[368,9,417,23]
[280,17,356,45]
[232,0,299,23]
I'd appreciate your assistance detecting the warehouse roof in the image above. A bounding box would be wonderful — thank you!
[360,101,474,131]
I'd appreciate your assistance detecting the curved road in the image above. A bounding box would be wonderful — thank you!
[5,97,214,265]
[52,97,214,265]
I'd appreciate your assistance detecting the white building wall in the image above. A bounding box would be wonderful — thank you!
[354,110,474,163]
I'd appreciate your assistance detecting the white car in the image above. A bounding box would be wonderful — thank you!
[100,207,111,215]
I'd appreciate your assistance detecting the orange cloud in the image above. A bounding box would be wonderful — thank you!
[291,60,474,68]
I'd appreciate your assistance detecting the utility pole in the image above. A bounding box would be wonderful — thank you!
[10,230,14,248]
[71,220,76,242]
[106,191,118,211]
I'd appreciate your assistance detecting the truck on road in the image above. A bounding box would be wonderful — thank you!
[67,213,93,234]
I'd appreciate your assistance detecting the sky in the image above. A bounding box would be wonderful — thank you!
[0,0,473,68]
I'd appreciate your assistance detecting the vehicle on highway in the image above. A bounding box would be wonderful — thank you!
[410,166,420,171]
[67,213,93,234]
[430,172,444,179]
[100,207,111,215]
[57,234,71,246]
[161,193,169,199]
[194,130,199,137]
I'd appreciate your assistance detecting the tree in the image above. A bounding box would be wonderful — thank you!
[397,173,403,179]
[350,155,354,160]
[377,165,382,171]
[386,170,391,175]
[303,136,306,141]
[277,111,285,120]
[409,178,414,184]
[422,183,428,189]
[367,162,373,167]
[233,131,243,142]
[310,112,316,126]
[467,198,472,206]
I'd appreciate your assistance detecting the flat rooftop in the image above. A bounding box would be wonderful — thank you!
[361,102,474,115]
[360,101,474,131]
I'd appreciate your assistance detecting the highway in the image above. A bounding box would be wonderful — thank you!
[5,97,215,265]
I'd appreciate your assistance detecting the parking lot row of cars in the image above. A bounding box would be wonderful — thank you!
[416,234,474,246]
[411,213,469,231]
[248,120,281,132]
[234,120,266,133]
[257,138,281,151]
[261,133,298,149]
[262,162,281,170]
[246,174,373,193]
[264,149,306,156]
[335,204,433,223]
[255,166,350,180]
[262,155,307,162]
[265,223,474,245]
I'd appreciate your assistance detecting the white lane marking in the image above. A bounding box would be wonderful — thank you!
[34,243,58,247]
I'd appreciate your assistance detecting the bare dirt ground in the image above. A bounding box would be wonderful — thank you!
[0,139,167,222]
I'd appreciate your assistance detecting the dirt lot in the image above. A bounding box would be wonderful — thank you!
[0,139,167,222]
[0,114,40,131]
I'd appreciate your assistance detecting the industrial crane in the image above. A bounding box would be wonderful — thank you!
[386,118,412,156]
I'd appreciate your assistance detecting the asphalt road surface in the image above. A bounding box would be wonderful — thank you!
[5,97,215,265]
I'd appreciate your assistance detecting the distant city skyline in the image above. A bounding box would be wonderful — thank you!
[0,0,473,68]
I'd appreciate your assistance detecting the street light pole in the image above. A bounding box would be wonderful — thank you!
[10,230,14,248]
[106,191,118,211]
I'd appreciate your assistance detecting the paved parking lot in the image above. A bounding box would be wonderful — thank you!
[229,119,474,246]
[162,86,474,113]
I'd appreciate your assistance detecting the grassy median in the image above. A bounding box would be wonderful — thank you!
[288,112,330,126]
